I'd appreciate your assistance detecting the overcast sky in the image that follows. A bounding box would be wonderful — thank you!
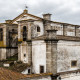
[0,0,80,25]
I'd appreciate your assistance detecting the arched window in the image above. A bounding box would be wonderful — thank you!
[12,29,15,32]
[0,28,3,41]
[23,26,27,41]
[37,26,40,32]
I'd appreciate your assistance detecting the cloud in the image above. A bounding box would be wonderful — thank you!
[0,0,80,25]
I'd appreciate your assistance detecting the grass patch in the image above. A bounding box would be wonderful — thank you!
[7,54,18,61]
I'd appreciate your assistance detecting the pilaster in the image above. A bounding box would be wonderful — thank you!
[45,29,58,74]
[27,41,32,65]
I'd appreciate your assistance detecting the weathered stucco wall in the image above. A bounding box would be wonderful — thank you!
[33,21,44,37]
[32,40,46,74]
[51,22,80,37]
[18,41,28,63]
[18,41,32,64]
[51,23,63,35]
[6,48,18,58]
[0,48,6,60]
[57,40,80,72]
[60,72,80,80]
[0,24,6,47]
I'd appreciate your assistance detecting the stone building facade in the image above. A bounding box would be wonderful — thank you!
[0,9,80,80]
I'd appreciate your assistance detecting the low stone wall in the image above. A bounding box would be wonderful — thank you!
[59,71,80,80]
[20,75,51,80]
[0,48,6,60]
[6,48,18,58]
[57,35,80,41]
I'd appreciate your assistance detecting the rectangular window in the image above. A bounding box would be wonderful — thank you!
[24,54,26,57]
[37,26,40,32]
[40,66,44,73]
[23,38,26,41]
[23,26,27,41]
[71,61,77,67]
[28,69,31,74]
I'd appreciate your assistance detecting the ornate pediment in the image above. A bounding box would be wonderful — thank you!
[11,9,43,24]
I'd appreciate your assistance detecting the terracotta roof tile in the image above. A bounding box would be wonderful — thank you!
[0,67,52,80]
[0,67,27,80]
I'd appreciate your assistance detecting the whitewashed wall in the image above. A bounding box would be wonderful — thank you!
[51,23,63,35]
[22,67,31,74]
[66,26,75,36]
[61,72,80,80]
[32,40,46,74]
[1,48,6,60]
[57,40,80,72]
[18,42,28,63]
[76,27,80,37]
[34,21,44,36]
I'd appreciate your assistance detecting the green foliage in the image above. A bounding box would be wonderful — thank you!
[7,54,18,61]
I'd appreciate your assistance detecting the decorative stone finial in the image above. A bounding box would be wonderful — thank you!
[5,20,12,23]
[23,5,28,13]
[23,9,28,13]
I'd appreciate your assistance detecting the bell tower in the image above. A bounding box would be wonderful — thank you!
[18,18,33,65]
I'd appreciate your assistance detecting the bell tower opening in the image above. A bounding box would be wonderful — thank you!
[23,26,27,41]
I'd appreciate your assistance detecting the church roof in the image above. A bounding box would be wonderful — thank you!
[32,35,80,41]
[0,67,27,80]
[2,9,80,27]
[0,67,52,80]
[6,62,31,73]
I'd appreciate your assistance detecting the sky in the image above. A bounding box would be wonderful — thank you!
[0,0,80,25]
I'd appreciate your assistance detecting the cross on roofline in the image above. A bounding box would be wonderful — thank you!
[25,4,28,10]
